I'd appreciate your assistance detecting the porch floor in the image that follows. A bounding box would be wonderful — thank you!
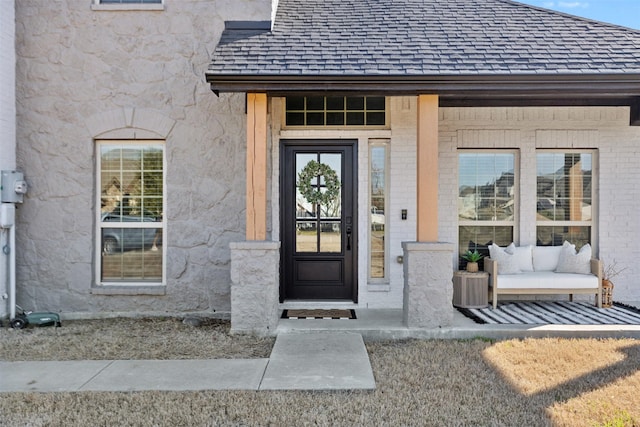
[276,303,640,340]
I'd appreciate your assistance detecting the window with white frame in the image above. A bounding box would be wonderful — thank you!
[369,141,389,281]
[458,151,516,269]
[536,151,594,248]
[97,141,164,284]
[98,0,161,4]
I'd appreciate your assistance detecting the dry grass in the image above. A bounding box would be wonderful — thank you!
[1,319,639,426]
[0,317,274,361]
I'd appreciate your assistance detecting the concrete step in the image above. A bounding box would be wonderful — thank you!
[260,331,376,390]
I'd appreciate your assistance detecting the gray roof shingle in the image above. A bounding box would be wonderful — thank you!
[208,0,640,77]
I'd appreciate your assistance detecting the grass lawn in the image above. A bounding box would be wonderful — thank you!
[1,318,638,426]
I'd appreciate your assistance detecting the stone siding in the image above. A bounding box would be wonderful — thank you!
[15,0,271,315]
[13,0,640,317]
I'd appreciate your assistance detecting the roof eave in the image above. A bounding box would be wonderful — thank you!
[207,73,640,124]
[206,73,640,100]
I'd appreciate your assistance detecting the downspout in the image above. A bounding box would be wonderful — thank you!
[2,207,16,319]
[9,220,15,319]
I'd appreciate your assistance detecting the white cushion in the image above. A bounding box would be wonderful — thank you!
[489,243,521,275]
[489,242,515,259]
[512,245,534,272]
[533,246,563,271]
[495,271,598,289]
[556,241,592,275]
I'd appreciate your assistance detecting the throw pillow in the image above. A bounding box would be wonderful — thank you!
[512,245,534,272]
[556,241,592,274]
[489,242,515,259]
[533,245,564,271]
[489,243,521,275]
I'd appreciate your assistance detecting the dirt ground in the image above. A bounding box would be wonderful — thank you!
[1,318,638,426]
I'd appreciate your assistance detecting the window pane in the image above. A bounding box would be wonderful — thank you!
[366,112,385,125]
[458,151,516,270]
[459,225,513,270]
[285,96,386,127]
[306,96,324,110]
[319,153,342,219]
[458,153,515,221]
[537,226,591,249]
[99,142,163,283]
[101,0,162,3]
[536,152,593,245]
[296,221,317,253]
[306,112,324,126]
[326,97,344,110]
[286,112,304,126]
[346,97,365,110]
[320,222,341,253]
[286,96,305,110]
[370,145,387,279]
[346,112,364,125]
[326,112,344,125]
[366,96,385,110]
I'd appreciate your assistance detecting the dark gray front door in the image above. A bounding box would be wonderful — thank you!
[281,141,357,301]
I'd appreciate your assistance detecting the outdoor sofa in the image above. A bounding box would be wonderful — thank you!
[484,241,602,309]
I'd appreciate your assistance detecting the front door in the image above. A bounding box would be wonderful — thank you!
[281,141,357,301]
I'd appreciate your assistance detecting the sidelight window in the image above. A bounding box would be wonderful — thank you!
[369,141,389,280]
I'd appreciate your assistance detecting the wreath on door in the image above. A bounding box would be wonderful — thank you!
[297,160,341,206]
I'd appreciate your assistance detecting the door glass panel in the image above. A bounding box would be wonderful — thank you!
[320,222,341,253]
[319,153,342,219]
[296,221,317,253]
[295,152,343,254]
[296,153,317,218]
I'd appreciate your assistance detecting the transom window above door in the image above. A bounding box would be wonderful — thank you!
[285,96,386,127]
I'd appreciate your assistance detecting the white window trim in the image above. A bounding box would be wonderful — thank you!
[368,139,390,283]
[535,149,597,247]
[95,140,166,287]
[92,0,164,12]
[457,149,519,227]
[457,150,520,263]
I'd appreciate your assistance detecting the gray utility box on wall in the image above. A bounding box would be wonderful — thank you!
[1,170,27,203]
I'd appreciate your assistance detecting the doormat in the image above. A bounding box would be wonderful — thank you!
[457,301,640,325]
[281,309,357,320]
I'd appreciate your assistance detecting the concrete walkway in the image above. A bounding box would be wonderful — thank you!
[3,306,640,393]
[0,332,375,393]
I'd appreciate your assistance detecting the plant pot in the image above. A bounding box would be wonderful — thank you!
[602,279,614,308]
[466,262,479,273]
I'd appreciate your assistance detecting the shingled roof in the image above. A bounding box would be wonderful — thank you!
[207,0,640,110]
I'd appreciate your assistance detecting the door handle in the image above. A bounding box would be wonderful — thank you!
[346,227,352,251]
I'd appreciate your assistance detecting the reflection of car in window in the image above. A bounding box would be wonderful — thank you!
[101,212,160,255]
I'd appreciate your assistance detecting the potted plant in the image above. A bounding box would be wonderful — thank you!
[601,259,627,308]
[462,250,484,273]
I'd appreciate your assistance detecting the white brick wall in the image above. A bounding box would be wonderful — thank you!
[440,106,640,303]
